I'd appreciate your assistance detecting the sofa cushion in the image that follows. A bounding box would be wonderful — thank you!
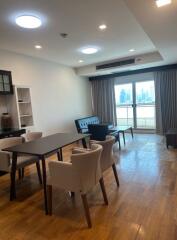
[75,116,100,133]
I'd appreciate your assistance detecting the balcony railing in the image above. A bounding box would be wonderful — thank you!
[117,118,155,129]
[116,105,156,129]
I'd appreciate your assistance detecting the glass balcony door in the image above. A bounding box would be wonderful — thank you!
[115,83,134,127]
[135,81,155,129]
[115,80,156,130]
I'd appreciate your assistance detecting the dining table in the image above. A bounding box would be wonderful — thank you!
[3,132,90,214]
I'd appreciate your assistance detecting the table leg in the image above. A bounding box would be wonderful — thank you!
[41,156,48,215]
[57,151,61,161]
[60,148,63,161]
[115,133,121,150]
[10,152,17,201]
[117,133,121,150]
[122,131,126,145]
[130,127,134,138]
[57,148,63,161]
[82,138,87,148]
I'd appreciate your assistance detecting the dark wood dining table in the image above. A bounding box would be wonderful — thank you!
[3,132,90,214]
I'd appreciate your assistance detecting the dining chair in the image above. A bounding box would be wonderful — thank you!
[20,131,43,182]
[21,131,43,142]
[88,124,109,141]
[90,135,120,187]
[47,144,108,228]
[0,137,42,190]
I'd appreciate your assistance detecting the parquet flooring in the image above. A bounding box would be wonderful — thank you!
[0,134,177,240]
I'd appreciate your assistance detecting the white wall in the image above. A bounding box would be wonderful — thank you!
[0,49,92,135]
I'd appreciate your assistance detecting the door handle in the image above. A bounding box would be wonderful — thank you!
[132,104,137,107]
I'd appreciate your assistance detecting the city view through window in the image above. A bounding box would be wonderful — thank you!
[115,81,156,129]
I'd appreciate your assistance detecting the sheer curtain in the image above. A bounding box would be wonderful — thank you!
[91,78,117,125]
[154,70,177,134]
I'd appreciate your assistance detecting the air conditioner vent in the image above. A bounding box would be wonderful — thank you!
[96,58,135,70]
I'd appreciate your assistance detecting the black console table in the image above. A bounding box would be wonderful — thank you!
[0,128,26,139]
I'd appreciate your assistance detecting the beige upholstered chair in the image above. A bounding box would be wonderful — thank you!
[20,132,43,182]
[0,137,42,184]
[47,144,108,228]
[90,136,120,187]
[21,131,42,142]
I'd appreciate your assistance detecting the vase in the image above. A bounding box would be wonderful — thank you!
[1,113,12,131]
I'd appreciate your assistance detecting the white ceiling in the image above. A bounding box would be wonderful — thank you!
[0,0,177,75]
[124,0,177,66]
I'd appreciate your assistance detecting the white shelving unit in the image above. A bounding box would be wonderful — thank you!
[16,87,34,129]
[8,86,34,130]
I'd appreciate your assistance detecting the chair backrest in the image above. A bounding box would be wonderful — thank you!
[0,137,23,171]
[0,137,23,150]
[22,132,42,142]
[92,136,116,172]
[71,144,103,193]
[75,116,100,133]
[88,124,108,141]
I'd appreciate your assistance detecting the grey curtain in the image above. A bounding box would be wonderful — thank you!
[91,78,117,125]
[154,70,177,134]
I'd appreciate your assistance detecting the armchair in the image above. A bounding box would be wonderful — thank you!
[0,137,42,197]
[47,144,108,228]
[90,136,119,187]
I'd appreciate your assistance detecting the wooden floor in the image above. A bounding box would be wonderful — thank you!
[0,134,177,240]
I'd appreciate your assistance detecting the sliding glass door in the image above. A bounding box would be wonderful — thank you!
[135,81,155,129]
[115,83,134,126]
[115,80,156,129]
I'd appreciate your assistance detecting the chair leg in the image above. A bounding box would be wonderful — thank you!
[36,162,42,184]
[130,127,134,138]
[18,169,22,180]
[70,192,75,198]
[99,177,108,205]
[81,194,92,228]
[21,168,25,179]
[112,163,120,187]
[47,185,52,215]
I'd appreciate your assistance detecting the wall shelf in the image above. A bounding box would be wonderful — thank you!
[20,115,32,117]
[18,102,31,104]
[16,87,34,129]
[7,86,34,130]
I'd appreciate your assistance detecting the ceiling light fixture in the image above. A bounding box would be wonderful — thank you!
[79,60,84,63]
[35,45,42,49]
[129,49,135,52]
[15,15,42,29]
[81,47,99,54]
[155,0,171,7]
[99,24,107,30]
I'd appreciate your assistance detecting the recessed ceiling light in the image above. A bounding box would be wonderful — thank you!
[155,0,171,7]
[35,45,42,49]
[81,47,99,54]
[79,60,84,63]
[129,49,135,52]
[99,24,107,30]
[15,15,42,29]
